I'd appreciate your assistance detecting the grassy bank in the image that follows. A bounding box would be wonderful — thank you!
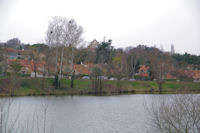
[1,77,200,96]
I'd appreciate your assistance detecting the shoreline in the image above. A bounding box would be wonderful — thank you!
[1,78,200,97]
[1,88,200,98]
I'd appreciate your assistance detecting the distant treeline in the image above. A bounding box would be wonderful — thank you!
[173,53,200,65]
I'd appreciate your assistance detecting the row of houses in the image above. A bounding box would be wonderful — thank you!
[6,59,200,81]
[2,46,200,80]
[6,48,32,59]
[7,59,147,78]
[7,59,46,76]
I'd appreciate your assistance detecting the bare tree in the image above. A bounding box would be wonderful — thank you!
[31,49,40,78]
[8,60,22,95]
[148,51,171,93]
[46,16,64,79]
[0,99,54,133]
[63,19,83,88]
[0,98,20,133]
[46,16,83,89]
[126,47,141,78]
[46,16,65,89]
[19,102,54,133]
[6,38,21,49]
[34,102,54,133]
[0,46,4,75]
[148,95,200,133]
[91,67,103,94]
[3,43,8,76]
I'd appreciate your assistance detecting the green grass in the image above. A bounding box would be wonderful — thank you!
[1,77,200,96]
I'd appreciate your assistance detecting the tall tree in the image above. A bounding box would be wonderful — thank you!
[3,43,8,76]
[46,16,66,89]
[65,19,83,88]
[46,16,63,77]
[148,51,171,93]
[149,95,200,133]
[30,48,40,78]
[122,45,147,79]
[95,39,113,64]
[9,60,22,95]
[0,45,4,74]
[6,38,21,49]
[46,16,83,89]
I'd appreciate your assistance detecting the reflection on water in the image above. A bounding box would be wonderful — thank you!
[0,95,187,133]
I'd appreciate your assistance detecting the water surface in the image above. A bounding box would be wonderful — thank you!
[2,95,174,133]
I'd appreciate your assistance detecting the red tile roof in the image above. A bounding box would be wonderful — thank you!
[6,48,18,53]
[74,64,96,75]
[138,65,149,77]
[18,50,32,55]
[8,59,46,72]
[6,48,32,55]
[166,74,177,79]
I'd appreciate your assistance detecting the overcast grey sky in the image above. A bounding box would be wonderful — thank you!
[0,0,200,54]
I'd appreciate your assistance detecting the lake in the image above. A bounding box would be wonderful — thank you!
[0,94,189,133]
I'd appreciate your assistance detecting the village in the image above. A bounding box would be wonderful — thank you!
[1,0,200,132]
[1,38,200,82]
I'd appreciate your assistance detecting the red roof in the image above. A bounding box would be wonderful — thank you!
[167,67,200,80]
[138,65,149,77]
[6,48,18,53]
[139,65,149,72]
[6,48,32,55]
[166,74,177,79]
[8,59,46,72]
[18,50,32,55]
[74,64,96,75]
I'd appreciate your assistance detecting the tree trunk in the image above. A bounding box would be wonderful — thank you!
[158,63,164,94]
[59,46,64,80]
[158,81,162,94]
[47,62,50,78]
[54,74,59,89]
[54,46,59,89]
[99,79,102,95]
[42,64,46,90]
[34,61,37,78]
[46,48,50,78]
[132,56,137,78]
[55,46,58,75]
[70,46,74,88]
[70,73,74,88]
[4,43,8,76]
[0,105,2,133]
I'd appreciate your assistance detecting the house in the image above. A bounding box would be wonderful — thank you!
[63,63,96,76]
[87,39,99,52]
[185,70,200,80]
[74,63,96,75]
[7,59,46,76]
[137,65,149,78]
[18,49,32,59]
[5,48,32,59]
[6,48,18,59]
[165,66,200,80]
[192,70,200,80]
[165,74,177,79]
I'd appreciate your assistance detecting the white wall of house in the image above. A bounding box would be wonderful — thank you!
[30,72,43,78]
[30,72,54,78]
